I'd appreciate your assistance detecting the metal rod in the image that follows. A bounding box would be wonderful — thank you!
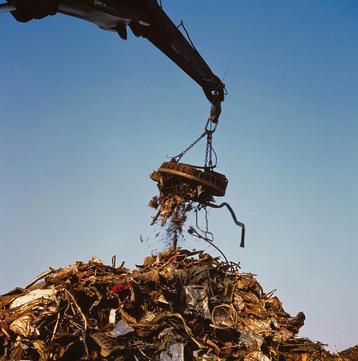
[0,3,15,13]
[206,201,246,248]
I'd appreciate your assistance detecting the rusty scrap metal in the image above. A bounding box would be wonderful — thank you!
[0,248,347,361]
[150,161,245,249]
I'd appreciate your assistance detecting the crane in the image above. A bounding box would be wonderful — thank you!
[1,0,245,247]
[1,0,225,123]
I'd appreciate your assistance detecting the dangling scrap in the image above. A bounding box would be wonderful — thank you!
[149,124,245,249]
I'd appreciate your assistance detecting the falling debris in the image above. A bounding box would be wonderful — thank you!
[150,162,218,247]
[0,248,352,360]
[150,161,245,248]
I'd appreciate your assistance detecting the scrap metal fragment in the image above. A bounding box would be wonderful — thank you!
[91,332,126,357]
[185,285,211,319]
[212,304,237,328]
[244,351,271,361]
[10,315,38,337]
[10,287,56,309]
[160,343,185,361]
[107,319,135,337]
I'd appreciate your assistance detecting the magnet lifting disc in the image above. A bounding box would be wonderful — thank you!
[152,161,228,197]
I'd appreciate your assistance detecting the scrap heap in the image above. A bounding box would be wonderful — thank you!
[0,248,347,361]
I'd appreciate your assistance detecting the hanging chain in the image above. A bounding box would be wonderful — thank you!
[171,130,207,162]
[205,131,213,168]
[204,119,216,168]
[172,118,218,166]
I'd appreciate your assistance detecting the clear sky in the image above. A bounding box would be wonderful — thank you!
[1,0,357,351]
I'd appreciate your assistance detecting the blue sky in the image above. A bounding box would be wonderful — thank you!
[1,0,357,351]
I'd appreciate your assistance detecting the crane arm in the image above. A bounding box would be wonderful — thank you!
[4,0,225,121]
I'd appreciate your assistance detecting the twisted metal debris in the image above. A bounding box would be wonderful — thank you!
[0,249,349,361]
[150,161,245,249]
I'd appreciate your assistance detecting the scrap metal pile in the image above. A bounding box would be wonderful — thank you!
[0,248,348,361]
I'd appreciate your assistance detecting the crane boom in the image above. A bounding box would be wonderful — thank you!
[3,0,225,121]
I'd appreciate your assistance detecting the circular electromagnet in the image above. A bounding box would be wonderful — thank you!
[151,161,228,197]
